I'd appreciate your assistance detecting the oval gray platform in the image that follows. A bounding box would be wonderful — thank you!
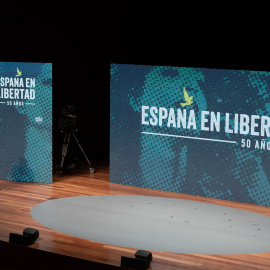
[31,195,270,254]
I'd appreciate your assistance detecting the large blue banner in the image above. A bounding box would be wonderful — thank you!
[0,62,52,183]
[110,64,270,206]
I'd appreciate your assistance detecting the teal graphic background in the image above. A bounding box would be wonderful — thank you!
[110,64,270,206]
[0,62,52,183]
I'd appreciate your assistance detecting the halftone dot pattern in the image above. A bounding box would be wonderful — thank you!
[139,135,179,192]
[15,63,52,183]
[232,148,270,206]
[110,64,270,206]
[0,62,52,183]
[137,67,216,193]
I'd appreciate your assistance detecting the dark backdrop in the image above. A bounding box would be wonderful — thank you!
[1,2,270,165]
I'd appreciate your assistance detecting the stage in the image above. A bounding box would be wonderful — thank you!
[1,160,270,269]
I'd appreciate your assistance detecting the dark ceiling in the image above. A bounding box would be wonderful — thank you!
[1,2,270,162]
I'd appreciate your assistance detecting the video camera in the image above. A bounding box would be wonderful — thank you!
[58,105,77,133]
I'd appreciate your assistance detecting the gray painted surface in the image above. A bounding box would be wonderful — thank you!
[31,195,270,254]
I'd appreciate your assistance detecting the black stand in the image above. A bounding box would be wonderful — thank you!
[57,131,95,177]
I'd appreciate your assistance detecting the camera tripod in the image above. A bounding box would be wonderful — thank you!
[57,131,95,177]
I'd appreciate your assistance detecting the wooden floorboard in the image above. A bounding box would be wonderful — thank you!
[1,160,270,269]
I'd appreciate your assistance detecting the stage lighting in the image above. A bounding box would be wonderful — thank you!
[121,250,152,269]
[135,250,152,262]
[121,256,150,270]
[9,233,35,246]
[23,227,39,241]
[9,228,39,246]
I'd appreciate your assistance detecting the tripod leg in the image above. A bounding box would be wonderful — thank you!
[57,133,71,176]
[72,133,95,173]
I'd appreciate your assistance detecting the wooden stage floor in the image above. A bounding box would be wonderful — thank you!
[1,160,270,270]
